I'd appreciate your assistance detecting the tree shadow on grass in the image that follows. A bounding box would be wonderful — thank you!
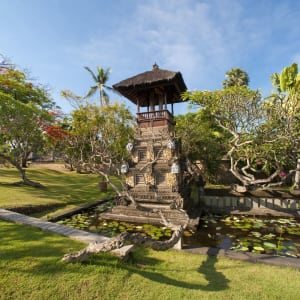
[1,220,230,291]
[105,247,231,291]
[197,248,230,291]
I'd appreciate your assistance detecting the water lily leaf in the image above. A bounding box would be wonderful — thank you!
[263,242,277,249]
[262,233,276,240]
[253,246,264,252]
[231,245,248,252]
[253,223,264,229]
[239,246,249,251]
[223,217,232,223]
[277,219,292,224]
[250,231,262,238]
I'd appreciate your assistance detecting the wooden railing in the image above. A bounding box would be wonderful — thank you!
[137,110,174,123]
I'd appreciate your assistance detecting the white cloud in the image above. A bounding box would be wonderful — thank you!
[64,0,300,93]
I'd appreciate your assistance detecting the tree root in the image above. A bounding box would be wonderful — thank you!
[61,224,184,263]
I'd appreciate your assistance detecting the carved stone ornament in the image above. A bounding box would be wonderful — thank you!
[163,148,172,161]
[126,142,134,152]
[171,162,180,174]
[125,175,134,187]
[121,163,129,174]
[167,139,176,150]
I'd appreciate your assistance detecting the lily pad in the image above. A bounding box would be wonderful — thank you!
[253,246,264,252]
[250,231,262,238]
[263,242,277,249]
[230,245,248,252]
[262,233,276,240]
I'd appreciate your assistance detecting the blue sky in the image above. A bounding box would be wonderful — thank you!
[1,0,300,114]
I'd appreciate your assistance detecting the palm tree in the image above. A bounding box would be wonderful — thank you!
[84,66,113,106]
[222,68,250,88]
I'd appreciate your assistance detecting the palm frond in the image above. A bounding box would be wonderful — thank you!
[85,86,98,99]
[103,90,109,105]
[84,66,98,83]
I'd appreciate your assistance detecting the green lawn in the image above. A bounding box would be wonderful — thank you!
[0,166,115,214]
[1,220,300,300]
[1,166,300,299]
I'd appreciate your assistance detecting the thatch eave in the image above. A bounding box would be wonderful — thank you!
[113,66,187,106]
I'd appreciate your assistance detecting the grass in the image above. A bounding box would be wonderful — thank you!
[0,166,115,214]
[1,220,300,300]
[1,166,300,299]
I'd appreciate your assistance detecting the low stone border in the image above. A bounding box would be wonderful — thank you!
[47,198,113,222]
[182,246,300,270]
[201,195,300,217]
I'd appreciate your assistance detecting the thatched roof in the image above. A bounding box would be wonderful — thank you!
[113,64,187,107]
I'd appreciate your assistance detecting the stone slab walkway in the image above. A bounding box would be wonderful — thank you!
[0,208,109,244]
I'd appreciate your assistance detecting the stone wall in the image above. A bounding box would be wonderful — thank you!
[201,195,300,216]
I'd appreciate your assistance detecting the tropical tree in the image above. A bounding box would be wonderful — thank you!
[0,67,55,109]
[183,86,267,191]
[222,67,250,88]
[175,111,228,181]
[0,66,56,185]
[84,66,113,106]
[0,92,52,186]
[59,100,135,178]
[266,63,300,188]
[0,53,14,69]
[183,64,300,191]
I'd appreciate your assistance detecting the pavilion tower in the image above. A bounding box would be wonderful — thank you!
[102,64,188,225]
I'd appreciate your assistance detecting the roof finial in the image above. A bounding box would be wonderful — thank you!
[153,62,159,70]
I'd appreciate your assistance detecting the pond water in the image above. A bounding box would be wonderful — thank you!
[183,214,300,258]
[56,203,300,258]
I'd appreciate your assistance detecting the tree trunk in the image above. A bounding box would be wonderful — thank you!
[15,161,44,188]
[62,224,184,263]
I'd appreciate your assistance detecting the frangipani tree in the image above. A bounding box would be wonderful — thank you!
[183,64,300,191]
[0,65,56,186]
[266,63,300,188]
[60,101,135,189]
[0,91,52,186]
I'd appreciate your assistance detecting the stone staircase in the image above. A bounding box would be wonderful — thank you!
[129,190,183,205]
[101,203,188,226]
[100,185,189,226]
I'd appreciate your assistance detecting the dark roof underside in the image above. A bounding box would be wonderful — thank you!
[113,67,187,106]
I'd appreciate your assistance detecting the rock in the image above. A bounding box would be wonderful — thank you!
[231,184,247,193]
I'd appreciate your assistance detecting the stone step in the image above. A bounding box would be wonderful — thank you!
[130,192,181,200]
[131,196,183,204]
[101,212,186,227]
[101,205,188,226]
[110,205,186,217]
[101,212,165,226]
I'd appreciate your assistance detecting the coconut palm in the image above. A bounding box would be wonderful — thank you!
[84,66,113,106]
[222,68,250,88]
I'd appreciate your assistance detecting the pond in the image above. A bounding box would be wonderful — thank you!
[184,214,300,258]
[56,203,300,258]
[56,202,173,240]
